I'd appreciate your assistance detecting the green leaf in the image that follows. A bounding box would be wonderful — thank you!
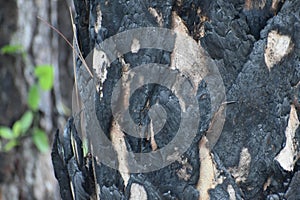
[0,126,14,139]
[4,139,18,152]
[19,111,33,134]
[33,128,49,153]
[34,65,54,91]
[12,121,22,138]
[28,84,40,111]
[1,44,23,55]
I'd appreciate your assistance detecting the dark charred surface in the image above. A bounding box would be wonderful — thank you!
[52,0,300,199]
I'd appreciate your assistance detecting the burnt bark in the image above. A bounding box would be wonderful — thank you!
[53,0,300,199]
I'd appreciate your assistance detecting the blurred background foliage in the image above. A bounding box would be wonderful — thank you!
[0,45,51,153]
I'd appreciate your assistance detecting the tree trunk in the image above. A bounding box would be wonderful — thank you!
[52,0,300,199]
[0,0,74,199]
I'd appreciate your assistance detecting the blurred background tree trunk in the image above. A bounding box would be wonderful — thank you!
[0,0,74,199]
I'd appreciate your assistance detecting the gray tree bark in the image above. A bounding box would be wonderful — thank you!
[0,0,74,199]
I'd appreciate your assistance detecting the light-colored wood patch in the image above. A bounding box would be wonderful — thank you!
[271,0,284,13]
[264,30,293,70]
[229,147,251,184]
[149,119,158,151]
[129,183,147,200]
[197,136,216,200]
[244,0,252,10]
[244,0,267,10]
[110,120,130,186]
[93,49,109,99]
[263,176,272,191]
[176,157,193,181]
[94,4,102,34]
[275,104,299,171]
[171,12,189,36]
[170,12,211,111]
[131,38,140,53]
[148,7,163,27]
[227,184,236,200]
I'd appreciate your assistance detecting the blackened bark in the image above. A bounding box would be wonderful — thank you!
[53,0,300,199]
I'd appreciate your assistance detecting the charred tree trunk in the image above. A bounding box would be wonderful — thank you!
[52,0,300,199]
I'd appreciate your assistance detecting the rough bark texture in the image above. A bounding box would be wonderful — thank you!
[52,0,300,200]
[0,0,74,199]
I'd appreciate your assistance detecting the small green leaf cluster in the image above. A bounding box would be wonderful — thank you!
[0,44,26,60]
[28,65,54,111]
[0,45,53,153]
